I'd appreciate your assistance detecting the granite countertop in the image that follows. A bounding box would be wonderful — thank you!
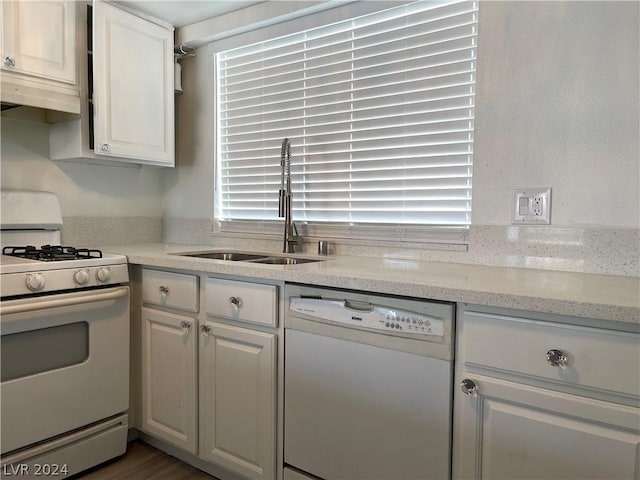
[105,243,640,327]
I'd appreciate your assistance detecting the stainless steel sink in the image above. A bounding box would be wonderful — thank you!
[176,252,268,261]
[249,256,319,265]
[173,251,324,265]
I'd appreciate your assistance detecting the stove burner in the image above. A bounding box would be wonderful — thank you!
[3,245,103,262]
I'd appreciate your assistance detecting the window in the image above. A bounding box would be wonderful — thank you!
[216,0,477,244]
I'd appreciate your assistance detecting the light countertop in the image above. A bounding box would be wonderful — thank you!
[105,243,640,327]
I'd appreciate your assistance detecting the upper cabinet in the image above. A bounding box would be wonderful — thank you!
[50,0,175,167]
[1,0,76,83]
[0,0,80,115]
[93,1,174,165]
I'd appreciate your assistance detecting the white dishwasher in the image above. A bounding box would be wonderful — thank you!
[284,284,454,480]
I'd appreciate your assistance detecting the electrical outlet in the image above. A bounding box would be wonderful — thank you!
[532,196,543,216]
[513,188,551,224]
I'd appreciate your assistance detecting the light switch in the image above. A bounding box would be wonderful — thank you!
[518,196,529,216]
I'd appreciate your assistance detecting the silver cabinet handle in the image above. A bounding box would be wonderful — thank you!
[546,349,568,367]
[4,56,16,67]
[200,324,211,336]
[229,296,242,308]
[100,143,111,153]
[180,321,191,334]
[460,379,478,395]
[159,285,169,295]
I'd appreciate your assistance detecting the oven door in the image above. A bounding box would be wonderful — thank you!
[0,286,130,454]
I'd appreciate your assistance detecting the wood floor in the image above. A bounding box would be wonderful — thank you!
[73,441,219,480]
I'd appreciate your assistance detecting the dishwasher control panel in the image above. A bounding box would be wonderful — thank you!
[290,297,445,337]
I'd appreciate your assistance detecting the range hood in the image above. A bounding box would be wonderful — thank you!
[1,76,81,122]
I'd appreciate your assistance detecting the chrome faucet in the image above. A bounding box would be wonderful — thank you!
[279,138,298,253]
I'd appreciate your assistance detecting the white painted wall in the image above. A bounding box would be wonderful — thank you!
[2,1,638,231]
[165,0,639,228]
[473,1,639,227]
[0,117,165,217]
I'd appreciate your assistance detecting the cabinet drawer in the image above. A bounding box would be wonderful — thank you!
[461,311,640,397]
[205,278,277,327]
[142,269,198,312]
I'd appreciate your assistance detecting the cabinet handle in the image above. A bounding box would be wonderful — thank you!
[546,349,568,367]
[200,324,211,336]
[100,143,111,153]
[229,296,242,308]
[180,321,191,333]
[4,56,16,67]
[460,379,478,395]
[159,285,169,295]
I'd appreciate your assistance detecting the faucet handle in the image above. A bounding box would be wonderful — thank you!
[278,189,286,217]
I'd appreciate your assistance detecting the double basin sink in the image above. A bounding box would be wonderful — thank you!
[174,251,324,265]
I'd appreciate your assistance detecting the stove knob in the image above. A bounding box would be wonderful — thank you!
[26,273,45,291]
[74,269,90,285]
[96,267,112,283]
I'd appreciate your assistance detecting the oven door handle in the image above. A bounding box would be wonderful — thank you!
[0,287,129,315]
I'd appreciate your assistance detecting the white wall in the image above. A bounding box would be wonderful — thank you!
[165,0,640,229]
[473,1,639,227]
[2,1,638,232]
[0,117,165,217]
[163,52,216,220]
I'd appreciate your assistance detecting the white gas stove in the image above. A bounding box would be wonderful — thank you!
[0,190,129,297]
[1,246,129,297]
[0,190,130,476]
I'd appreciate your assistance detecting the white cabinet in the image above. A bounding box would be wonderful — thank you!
[205,277,278,327]
[138,268,279,479]
[141,307,197,453]
[50,0,174,166]
[200,277,278,480]
[455,375,640,479]
[0,0,80,114]
[1,0,76,83]
[199,321,277,480]
[143,269,198,313]
[140,269,199,453]
[92,0,174,165]
[453,306,640,480]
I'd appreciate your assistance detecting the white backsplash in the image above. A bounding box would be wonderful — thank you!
[161,219,639,277]
[62,217,163,246]
[62,216,638,277]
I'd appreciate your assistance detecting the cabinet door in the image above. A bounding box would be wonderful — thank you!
[93,0,174,166]
[453,374,640,480]
[199,321,276,480]
[141,307,197,454]
[1,0,76,84]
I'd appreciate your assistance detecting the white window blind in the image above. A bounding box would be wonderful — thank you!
[216,0,477,243]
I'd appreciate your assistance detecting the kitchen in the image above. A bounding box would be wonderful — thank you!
[1,1,638,479]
